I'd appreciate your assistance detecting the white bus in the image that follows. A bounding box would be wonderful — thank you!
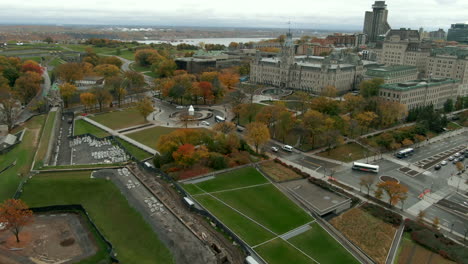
[352,162,379,173]
[215,115,225,123]
[395,148,414,159]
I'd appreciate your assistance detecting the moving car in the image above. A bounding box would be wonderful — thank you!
[201,121,210,126]
[271,146,279,152]
[282,145,293,152]
[434,164,441,170]
[176,105,185,109]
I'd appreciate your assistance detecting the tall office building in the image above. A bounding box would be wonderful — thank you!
[447,23,468,43]
[363,1,391,43]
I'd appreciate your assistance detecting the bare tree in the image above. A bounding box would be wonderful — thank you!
[359,175,376,196]
[0,86,20,131]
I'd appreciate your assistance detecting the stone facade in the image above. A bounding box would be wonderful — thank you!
[250,33,377,94]
[379,78,460,110]
[427,47,468,84]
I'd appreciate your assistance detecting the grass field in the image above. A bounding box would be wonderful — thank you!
[396,233,454,264]
[447,122,462,130]
[34,111,57,167]
[115,137,153,161]
[90,108,147,130]
[21,171,174,264]
[330,208,396,264]
[259,160,303,182]
[74,119,109,138]
[0,115,45,201]
[183,167,357,263]
[317,142,374,162]
[126,126,177,149]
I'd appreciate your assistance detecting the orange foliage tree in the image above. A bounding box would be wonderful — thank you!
[21,60,43,75]
[172,144,209,167]
[14,71,42,104]
[80,92,96,112]
[245,122,270,153]
[219,72,239,90]
[0,199,34,243]
[376,181,409,207]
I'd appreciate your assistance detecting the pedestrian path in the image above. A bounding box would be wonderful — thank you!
[82,117,158,155]
[406,187,451,215]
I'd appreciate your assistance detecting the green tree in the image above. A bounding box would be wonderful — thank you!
[443,98,454,113]
[359,78,384,98]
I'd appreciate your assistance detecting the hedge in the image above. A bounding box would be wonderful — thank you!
[361,203,402,226]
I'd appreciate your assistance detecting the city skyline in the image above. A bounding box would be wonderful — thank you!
[0,0,467,31]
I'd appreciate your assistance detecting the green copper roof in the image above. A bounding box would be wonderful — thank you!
[366,65,417,78]
[380,78,460,91]
[51,83,59,91]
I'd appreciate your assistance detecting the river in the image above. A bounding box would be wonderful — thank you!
[138,37,274,46]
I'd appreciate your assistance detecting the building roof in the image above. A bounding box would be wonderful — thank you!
[380,78,460,91]
[366,65,417,78]
[0,134,17,146]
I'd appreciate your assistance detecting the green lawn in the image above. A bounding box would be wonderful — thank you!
[288,223,359,264]
[447,122,462,130]
[90,108,147,130]
[196,195,275,245]
[126,126,177,149]
[239,103,266,126]
[214,184,312,234]
[34,110,57,168]
[21,171,174,264]
[74,119,110,138]
[183,167,268,194]
[130,63,151,73]
[115,137,153,161]
[118,49,136,60]
[317,142,374,162]
[48,57,65,67]
[0,115,45,201]
[255,238,315,264]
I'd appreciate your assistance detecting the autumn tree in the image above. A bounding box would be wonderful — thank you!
[99,56,123,68]
[401,138,414,147]
[355,111,378,134]
[374,187,383,200]
[0,199,33,243]
[359,78,384,98]
[302,110,326,147]
[456,162,464,173]
[105,76,127,107]
[343,93,365,115]
[310,96,340,116]
[376,181,409,207]
[172,144,209,167]
[136,97,154,122]
[94,64,120,78]
[198,81,214,104]
[228,90,246,124]
[59,82,77,108]
[0,85,19,131]
[321,85,338,98]
[80,92,96,112]
[245,122,270,153]
[417,210,426,223]
[21,60,43,75]
[55,62,85,84]
[200,71,220,83]
[92,87,112,112]
[376,100,407,127]
[432,217,440,229]
[213,121,236,134]
[219,71,239,90]
[359,174,376,196]
[134,49,159,66]
[277,110,295,142]
[14,71,42,105]
[124,70,145,95]
[153,59,176,78]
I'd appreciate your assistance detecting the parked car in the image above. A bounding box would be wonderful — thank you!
[448,156,454,161]
[176,105,185,109]
[271,146,279,152]
[452,158,459,164]
[201,121,210,126]
[434,164,442,170]
[441,160,448,166]
[454,152,461,157]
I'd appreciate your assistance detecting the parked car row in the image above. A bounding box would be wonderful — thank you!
[434,149,468,170]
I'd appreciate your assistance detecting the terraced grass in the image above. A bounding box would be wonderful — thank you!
[195,195,275,245]
[0,115,45,201]
[213,184,312,234]
[183,167,268,194]
[21,171,174,264]
[255,238,315,264]
[115,137,153,161]
[288,223,359,264]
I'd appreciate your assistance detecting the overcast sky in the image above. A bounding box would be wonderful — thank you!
[0,0,466,31]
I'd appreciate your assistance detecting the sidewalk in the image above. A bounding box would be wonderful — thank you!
[81,117,158,155]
